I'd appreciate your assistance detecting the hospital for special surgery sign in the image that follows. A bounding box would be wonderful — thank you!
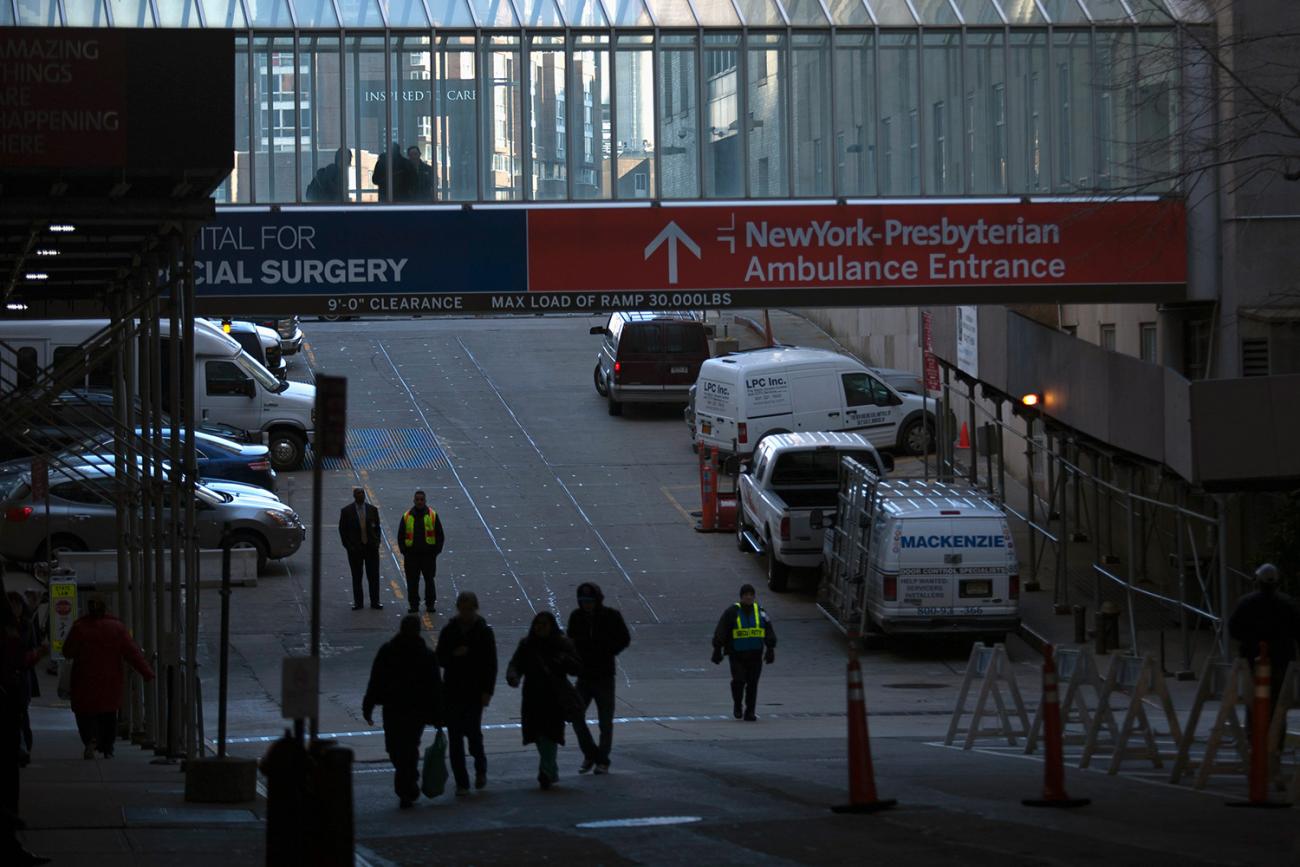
[527,200,1186,296]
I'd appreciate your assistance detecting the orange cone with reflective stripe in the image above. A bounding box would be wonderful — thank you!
[1228,641,1291,808]
[1024,645,1089,808]
[832,634,895,814]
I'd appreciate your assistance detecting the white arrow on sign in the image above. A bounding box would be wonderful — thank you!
[644,221,701,285]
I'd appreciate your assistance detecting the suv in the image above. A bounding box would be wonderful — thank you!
[590,312,712,416]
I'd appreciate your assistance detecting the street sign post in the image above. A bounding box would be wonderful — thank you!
[50,579,77,659]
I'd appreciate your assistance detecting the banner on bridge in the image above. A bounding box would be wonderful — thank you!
[195,200,1186,316]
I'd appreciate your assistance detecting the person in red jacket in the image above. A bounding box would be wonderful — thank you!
[62,595,154,759]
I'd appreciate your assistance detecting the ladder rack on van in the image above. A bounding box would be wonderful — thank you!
[817,456,881,636]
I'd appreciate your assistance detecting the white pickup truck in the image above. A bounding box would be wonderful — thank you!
[736,432,891,592]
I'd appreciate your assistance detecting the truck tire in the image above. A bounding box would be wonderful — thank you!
[607,395,623,416]
[898,416,935,456]
[594,364,608,396]
[269,428,306,471]
[766,531,790,592]
[228,530,270,574]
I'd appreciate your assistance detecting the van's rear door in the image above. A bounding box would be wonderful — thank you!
[661,322,708,393]
[949,516,1015,614]
[616,323,660,390]
[895,519,957,614]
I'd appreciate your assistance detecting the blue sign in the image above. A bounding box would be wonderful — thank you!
[195,209,526,301]
[899,535,1006,549]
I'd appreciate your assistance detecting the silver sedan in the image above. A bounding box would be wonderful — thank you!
[0,464,304,572]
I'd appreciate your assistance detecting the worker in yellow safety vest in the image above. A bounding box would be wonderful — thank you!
[395,489,445,614]
[710,583,777,721]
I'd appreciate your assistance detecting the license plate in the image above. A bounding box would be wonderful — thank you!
[701,422,712,435]
[960,580,991,598]
[671,365,688,374]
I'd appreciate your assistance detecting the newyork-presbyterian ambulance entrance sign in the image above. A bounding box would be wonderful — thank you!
[195,200,1185,316]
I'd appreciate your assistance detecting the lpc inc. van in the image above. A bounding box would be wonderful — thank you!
[694,347,937,456]
[0,319,315,471]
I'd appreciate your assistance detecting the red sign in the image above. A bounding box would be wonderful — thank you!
[922,312,940,394]
[527,201,1186,297]
[55,599,72,617]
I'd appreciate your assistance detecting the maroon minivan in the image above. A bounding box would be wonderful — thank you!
[590,312,712,416]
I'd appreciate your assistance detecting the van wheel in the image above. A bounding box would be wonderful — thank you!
[594,365,608,397]
[607,396,623,416]
[766,533,790,592]
[269,429,306,471]
[228,531,270,574]
[899,417,935,456]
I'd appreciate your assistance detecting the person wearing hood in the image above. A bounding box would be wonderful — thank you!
[506,611,582,789]
[566,582,630,774]
[436,591,497,796]
[362,615,445,809]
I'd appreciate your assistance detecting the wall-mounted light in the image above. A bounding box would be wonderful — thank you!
[24,272,48,281]
[1021,392,1041,407]
[48,224,75,233]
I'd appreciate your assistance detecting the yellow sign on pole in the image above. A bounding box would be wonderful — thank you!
[50,580,77,658]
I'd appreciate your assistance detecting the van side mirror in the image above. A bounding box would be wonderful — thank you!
[880,453,895,473]
[589,326,606,336]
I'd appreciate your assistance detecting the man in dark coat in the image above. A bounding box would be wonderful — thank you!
[566,582,630,774]
[1228,562,1300,740]
[338,487,383,610]
[1,569,50,865]
[305,146,351,202]
[506,612,582,789]
[435,591,497,796]
[711,583,776,721]
[396,490,445,614]
[363,615,444,809]
[63,595,154,758]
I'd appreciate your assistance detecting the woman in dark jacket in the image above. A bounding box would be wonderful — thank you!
[506,611,582,789]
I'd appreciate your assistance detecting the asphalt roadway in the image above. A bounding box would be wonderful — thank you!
[17,315,1296,866]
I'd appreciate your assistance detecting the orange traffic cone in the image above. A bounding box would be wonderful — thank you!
[1023,645,1090,808]
[831,635,896,814]
[958,421,971,450]
[1228,642,1291,808]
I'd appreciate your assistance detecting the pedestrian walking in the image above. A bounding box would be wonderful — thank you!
[362,615,445,809]
[506,611,582,790]
[6,593,39,765]
[711,583,776,721]
[396,490,444,614]
[435,591,497,796]
[61,595,154,759]
[1228,563,1300,740]
[339,487,384,610]
[566,582,630,774]
[1,568,50,866]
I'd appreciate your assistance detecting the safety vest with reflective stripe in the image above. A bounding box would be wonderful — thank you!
[731,603,765,652]
[403,509,437,547]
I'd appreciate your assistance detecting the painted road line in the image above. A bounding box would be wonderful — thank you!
[455,335,660,624]
[660,485,698,527]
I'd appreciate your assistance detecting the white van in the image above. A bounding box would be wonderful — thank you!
[0,319,316,471]
[843,479,1021,638]
[694,347,936,457]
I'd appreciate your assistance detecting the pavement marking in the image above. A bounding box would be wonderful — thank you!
[577,816,703,829]
[455,335,661,625]
[377,340,537,616]
[660,485,698,527]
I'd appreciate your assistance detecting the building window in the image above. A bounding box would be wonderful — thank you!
[1100,323,1116,352]
[634,172,648,196]
[1241,338,1270,376]
[1139,322,1157,363]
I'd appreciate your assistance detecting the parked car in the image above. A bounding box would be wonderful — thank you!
[254,316,304,355]
[0,464,303,571]
[591,312,712,416]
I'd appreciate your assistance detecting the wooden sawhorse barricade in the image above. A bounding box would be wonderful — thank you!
[944,643,1030,749]
[1168,657,1252,788]
[1080,653,1182,774]
[1025,645,1116,755]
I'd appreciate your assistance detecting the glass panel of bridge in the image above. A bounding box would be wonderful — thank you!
[1159,0,1212,23]
[156,0,202,26]
[572,35,611,198]
[225,36,253,202]
[826,0,870,25]
[435,36,479,200]
[1035,0,1086,23]
[999,0,1045,22]
[113,0,156,26]
[519,0,564,27]
[296,0,341,26]
[388,0,433,26]
[792,33,831,196]
[530,35,568,199]
[299,35,346,203]
[390,35,434,201]
[562,0,609,26]
[733,0,784,26]
[782,0,828,25]
[607,0,653,26]
[484,36,523,199]
[922,31,962,194]
[63,0,108,26]
[198,0,248,27]
[659,35,701,198]
[950,0,1004,24]
[702,32,742,197]
[693,0,740,26]
[965,29,1007,194]
[833,32,875,196]
[1007,30,1048,193]
[345,35,389,202]
[14,0,59,25]
[427,0,475,25]
[878,32,919,195]
[1094,28,1134,190]
[748,33,788,197]
[470,0,518,24]
[1134,28,1178,192]
[252,35,299,203]
[339,0,386,25]
[245,0,294,26]
[1052,29,1094,192]
[1080,0,1132,22]
[615,40,655,198]
[651,0,699,26]
[867,0,917,25]
[911,0,959,25]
